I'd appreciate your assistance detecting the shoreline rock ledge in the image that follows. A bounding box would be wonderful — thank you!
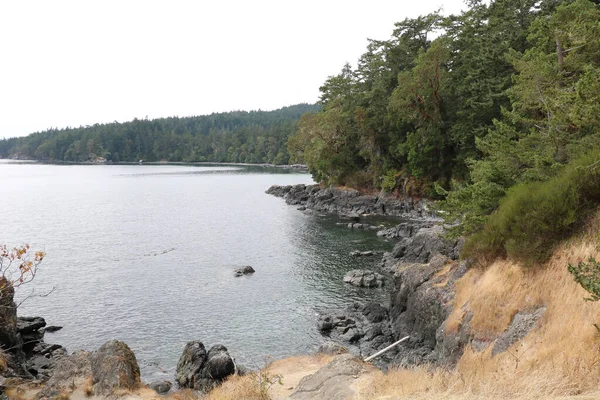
[266,184,435,219]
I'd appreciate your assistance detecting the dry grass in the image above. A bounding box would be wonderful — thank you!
[366,215,600,400]
[0,349,7,373]
[204,374,270,400]
[82,375,93,397]
[166,388,203,400]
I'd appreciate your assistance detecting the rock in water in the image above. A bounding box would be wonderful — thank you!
[234,266,255,277]
[176,341,235,392]
[343,270,385,288]
[91,340,140,395]
[44,326,63,333]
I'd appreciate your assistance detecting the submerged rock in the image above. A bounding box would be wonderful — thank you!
[43,326,63,333]
[176,341,235,392]
[350,250,374,257]
[234,266,255,277]
[343,270,385,288]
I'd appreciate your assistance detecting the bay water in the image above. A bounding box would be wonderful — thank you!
[0,161,394,381]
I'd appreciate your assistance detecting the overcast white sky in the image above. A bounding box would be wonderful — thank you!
[0,0,465,139]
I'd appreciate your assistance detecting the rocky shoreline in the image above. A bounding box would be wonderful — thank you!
[267,183,469,370]
[266,184,436,219]
[0,183,469,398]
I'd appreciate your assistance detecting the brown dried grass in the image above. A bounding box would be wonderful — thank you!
[366,213,600,399]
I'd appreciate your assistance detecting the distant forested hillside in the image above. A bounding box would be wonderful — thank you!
[0,104,320,164]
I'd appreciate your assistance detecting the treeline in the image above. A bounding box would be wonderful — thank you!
[0,104,320,164]
[289,0,600,237]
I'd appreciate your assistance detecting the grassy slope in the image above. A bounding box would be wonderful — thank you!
[366,213,600,400]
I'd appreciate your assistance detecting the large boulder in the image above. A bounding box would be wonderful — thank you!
[90,340,140,395]
[176,341,235,392]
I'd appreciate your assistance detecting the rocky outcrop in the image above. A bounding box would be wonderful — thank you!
[0,279,26,375]
[316,219,470,369]
[389,257,468,366]
[381,225,463,274]
[290,354,372,400]
[16,317,68,380]
[343,270,385,288]
[175,341,235,392]
[90,340,141,395]
[492,307,546,356]
[266,184,434,219]
[36,350,92,399]
[317,302,395,366]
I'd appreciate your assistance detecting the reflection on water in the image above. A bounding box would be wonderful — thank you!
[1,161,395,381]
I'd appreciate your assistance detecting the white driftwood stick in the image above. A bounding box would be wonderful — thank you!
[364,335,410,362]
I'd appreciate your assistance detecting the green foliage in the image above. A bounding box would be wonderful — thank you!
[463,150,600,264]
[569,257,600,302]
[0,104,320,165]
[439,0,600,235]
[381,169,399,192]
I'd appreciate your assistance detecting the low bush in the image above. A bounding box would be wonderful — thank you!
[463,149,600,265]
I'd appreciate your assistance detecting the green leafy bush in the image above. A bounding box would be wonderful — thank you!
[569,257,600,302]
[462,150,600,265]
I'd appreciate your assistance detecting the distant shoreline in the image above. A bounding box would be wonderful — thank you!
[0,158,309,171]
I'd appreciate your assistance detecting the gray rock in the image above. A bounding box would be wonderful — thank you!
[17,317,46,333]
[36,350,92,398]
[91,340,140,395]
[149,380,172,394]
[266,184,435,219]
[233,266,255,277]
[317,342,348,355]
[43,326,63,333]
[390,225,461,264]
[206,345,235,380]
[0,278,26,376]
[389,259,469,367]
[175,341,235,392]
[343,270,385,288]
[235,364,253,376]
[290,354,367,400]
[492,307,546,356]
[316,302,393,363]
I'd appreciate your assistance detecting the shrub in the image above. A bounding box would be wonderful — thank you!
[569,257,600,302]
[463,150,600,265]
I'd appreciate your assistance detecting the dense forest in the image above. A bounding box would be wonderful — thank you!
[0,104,319,164]
[288,0,600,239]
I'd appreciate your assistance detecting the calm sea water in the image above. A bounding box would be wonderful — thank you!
[1,161,394,381]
